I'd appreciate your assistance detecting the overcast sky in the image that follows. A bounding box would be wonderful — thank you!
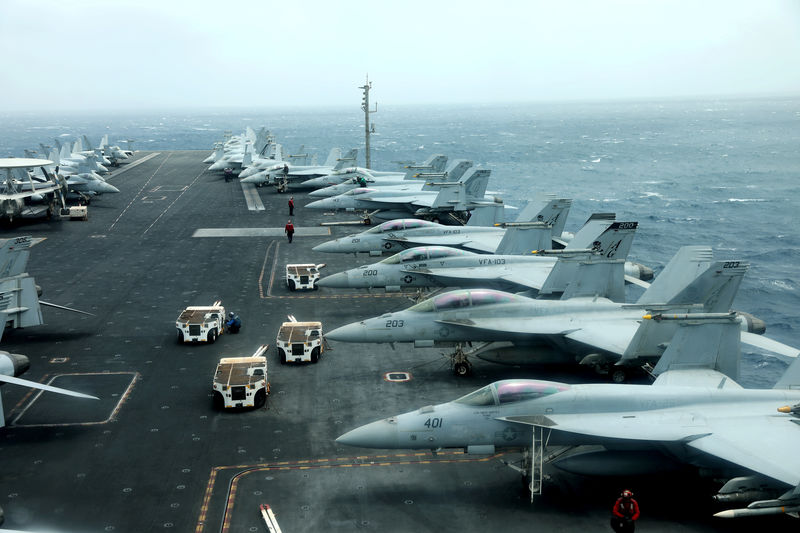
[1,0,799,112]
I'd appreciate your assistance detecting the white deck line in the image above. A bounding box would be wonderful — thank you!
[240,182,265,211]
[192,227,331,238]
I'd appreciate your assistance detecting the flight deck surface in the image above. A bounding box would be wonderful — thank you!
[0,151,792,532]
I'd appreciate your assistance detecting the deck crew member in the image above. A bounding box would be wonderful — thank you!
[610,490,640,532]
[285,219,295,243]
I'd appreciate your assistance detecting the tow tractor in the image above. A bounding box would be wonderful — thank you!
[176,301,225,343]
[285,263,325,291]
[212,345,269,409]
[276,315,324,364]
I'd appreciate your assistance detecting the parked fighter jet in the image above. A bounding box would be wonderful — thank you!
[308,158,470,198]
[336,313,800,518]
[301,154,450,191]
[305,168,500,223]
[326,246,774,378]
[312,198,577,255]
[0,158,63,222]
[239,148,359,186]
[318,220,646,295]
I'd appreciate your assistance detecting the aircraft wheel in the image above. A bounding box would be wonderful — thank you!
[311,347,320,363]
[176,330,184,344]
[212,391,224,409]
[453,362,471,377]
[254,389,267,408]
[208,328,217,344]
[288,279,296,292]
[610,368,627,383]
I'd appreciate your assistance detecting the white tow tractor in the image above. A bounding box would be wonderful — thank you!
[176,301,225,343]
[276,315,323,364]
[285,263,325,291]
[212,345,269,409]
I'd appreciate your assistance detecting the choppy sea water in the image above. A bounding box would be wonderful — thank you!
[2,97,799,387]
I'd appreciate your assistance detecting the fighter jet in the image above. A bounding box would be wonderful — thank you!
[308,158,469,198]
[203,127,269,166]
[302,154,452,192]
[336,313,800,518]
[305,168,501,223]
[239,148,360,186]
[312,198,576,255]
[325,246,775,378]
[318,219,651,293]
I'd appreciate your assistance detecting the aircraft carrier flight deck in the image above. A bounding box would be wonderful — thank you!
[0,151,791,532]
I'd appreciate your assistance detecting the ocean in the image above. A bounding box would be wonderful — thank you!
[2,96,799,387]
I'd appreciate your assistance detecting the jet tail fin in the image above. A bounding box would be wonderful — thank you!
[560,259,626,302]
[622,257,748,363]
[774,354,800,390]
[242,144,252,167]
[82,135,95,150]
[636,246,714,305]
[494,223,552,255]
[332,149,357,170]
[538,221,637,301]
[426,154,448,172]
[649,313,742,382]
[516,198,573,237]
[638,251,748,313]
[564,213,615,250]
[323,148,342,168]
[464,168,491,200]
[466,204,505,226]
[0,236,34,277]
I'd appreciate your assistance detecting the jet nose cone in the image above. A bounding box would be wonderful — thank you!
[336,418,400,449]
[307,189,327,198]
[317,271,349,288]
[99,182,120,193]
[305,199,328,209]
[239,167,255,178]
[326,322,368,343]
[312,240,340,253]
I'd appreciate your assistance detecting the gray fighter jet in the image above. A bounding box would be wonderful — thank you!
[312,198,574,255]
[318,219,651,293]
[325,246,772,378]
[305,168,498,223]
[307,158,469,197]
[300,153,450,190]
[239,148,359,185]
[336,313,800,518]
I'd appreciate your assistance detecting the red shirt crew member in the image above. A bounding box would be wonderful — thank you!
[285,220,295,243]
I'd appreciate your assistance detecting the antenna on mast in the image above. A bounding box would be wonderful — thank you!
[359,75,377,169]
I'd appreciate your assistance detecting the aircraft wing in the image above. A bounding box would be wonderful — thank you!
[506,408,800,487]
[409,264,552,291]
[563,321,642,356]
[503,411,707,441]
[741,332,800,359]
[687,419,800,486]
[0,373,99,399]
